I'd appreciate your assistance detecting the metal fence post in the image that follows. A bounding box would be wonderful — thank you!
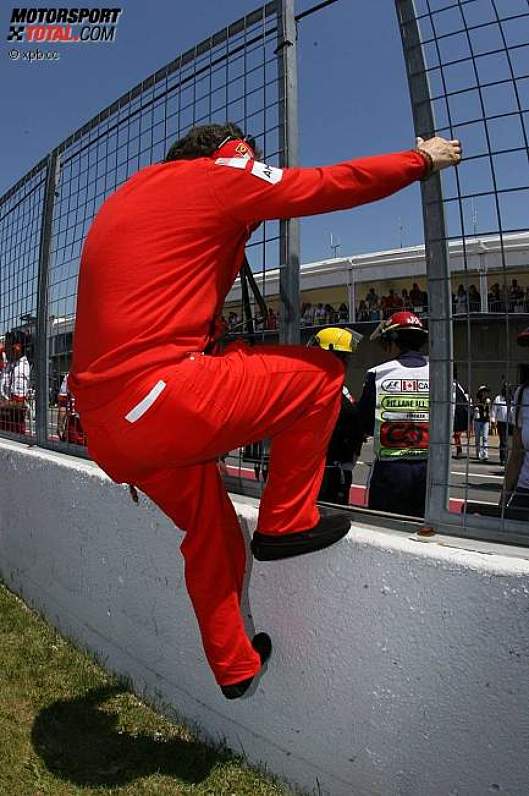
[35,150,60,447]
[278,0,301,345]
[396,0,453,523]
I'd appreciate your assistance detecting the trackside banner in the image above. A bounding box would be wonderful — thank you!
[7,7,123,43]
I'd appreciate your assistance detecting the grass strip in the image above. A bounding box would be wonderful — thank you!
[0,582,295,796]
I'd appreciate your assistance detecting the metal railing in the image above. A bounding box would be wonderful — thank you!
[1,0,528,544]
[0,0,294,450]
[398,0,529,544]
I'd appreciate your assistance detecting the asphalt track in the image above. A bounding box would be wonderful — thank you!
[46,407,506,513]
[226,435,507,514]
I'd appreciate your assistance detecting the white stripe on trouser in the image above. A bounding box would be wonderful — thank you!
[125,380,166,423]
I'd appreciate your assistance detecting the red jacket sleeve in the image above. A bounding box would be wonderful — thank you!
[208,150,427,226]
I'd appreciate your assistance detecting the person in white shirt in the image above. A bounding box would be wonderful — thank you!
[314,303,326,325]
[0,330,30,435]
[491,384,513,466]
[503,328,529,521]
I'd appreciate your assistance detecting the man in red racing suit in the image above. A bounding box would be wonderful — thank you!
[70,123,461,698]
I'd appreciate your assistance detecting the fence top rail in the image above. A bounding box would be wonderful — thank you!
[0,156,49,210]
[0,0,278,209]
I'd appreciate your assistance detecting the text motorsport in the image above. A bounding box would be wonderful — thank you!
[7,7,123,43]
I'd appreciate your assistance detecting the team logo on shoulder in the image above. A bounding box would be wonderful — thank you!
[251,161,283,184]
[214,157,247,169]
[235,142,251,158]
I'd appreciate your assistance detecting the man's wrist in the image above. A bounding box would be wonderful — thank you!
[415,148,435,180]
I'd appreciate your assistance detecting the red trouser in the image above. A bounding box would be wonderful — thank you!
[81,344,344,686]
[0,404,26,434]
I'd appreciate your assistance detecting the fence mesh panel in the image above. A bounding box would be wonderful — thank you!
[400,0,529,541]
[0,164,48,440]
[2,0,528,541]
[2,3,283,449]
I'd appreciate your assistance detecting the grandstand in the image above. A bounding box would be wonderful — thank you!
[31,231,528,402]
[225,232,529,394]
[227,231,529,320]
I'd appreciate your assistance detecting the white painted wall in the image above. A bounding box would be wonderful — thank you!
[2,438,529,796]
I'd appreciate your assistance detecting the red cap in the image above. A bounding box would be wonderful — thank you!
[387,311,425,330]
[212,138,255,160]
[370,311,427,341]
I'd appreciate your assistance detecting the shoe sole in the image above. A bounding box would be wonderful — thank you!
[220,633,272,700]
[251,520,350,562]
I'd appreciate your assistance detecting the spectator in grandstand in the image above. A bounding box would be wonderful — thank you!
[70,121,462,699]
[473,384,492,461]
[309,327,364,505]
[57,372,87,446]
[525,286,529,313]
[510,279,524,312]
[409,282,423,308]
[325,303,338,323]
[0,330,30,435]
[357,300,370,322]
[302,302,316,326]
[468,284,481,313]
[384,288,403,316]
[488,282,502,313]
[512,280,525,313]
[380,294,390,317]
[503,328,529,520]
[265,307,277,330]
[366,287,379,319]
[338,302,349,322]
[454,284,468,315]
[314,302,326,325]
[352,311,430,517]
[491,384,512,466]
[401,288,411,309]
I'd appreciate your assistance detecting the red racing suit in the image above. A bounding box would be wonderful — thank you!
[71,145,428,686]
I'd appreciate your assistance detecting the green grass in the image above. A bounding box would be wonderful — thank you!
[0,582,295,796]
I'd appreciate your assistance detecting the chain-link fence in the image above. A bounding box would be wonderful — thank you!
[1,0,528,543]
[0,0,292,451]
[0,161,47,440]
[398,0,529,543]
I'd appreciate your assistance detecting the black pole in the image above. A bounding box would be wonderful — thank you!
[35,150,60,446]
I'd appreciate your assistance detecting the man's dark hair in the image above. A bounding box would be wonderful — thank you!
[5,329,28,358]
[393,329,428,353]
[164,122,260,162]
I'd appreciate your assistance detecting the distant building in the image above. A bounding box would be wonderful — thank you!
[226,231,529,323]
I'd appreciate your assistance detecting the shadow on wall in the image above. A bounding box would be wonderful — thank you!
[31,684,220,788]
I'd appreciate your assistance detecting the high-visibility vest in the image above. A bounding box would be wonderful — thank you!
[370,355,430,460]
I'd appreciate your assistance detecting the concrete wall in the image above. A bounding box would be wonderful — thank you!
[1,438,529,796]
